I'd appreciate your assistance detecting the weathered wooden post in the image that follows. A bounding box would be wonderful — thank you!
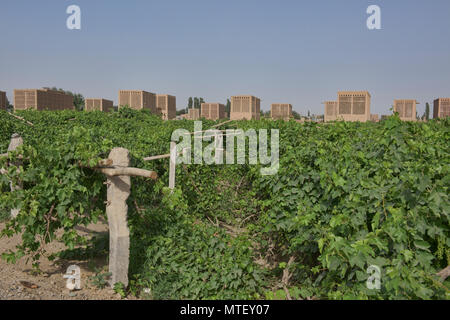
[95,147,157,288]
[169,142,176,190]
[105,148,131,287]
[215,131,224,164]
[143,142,190,191]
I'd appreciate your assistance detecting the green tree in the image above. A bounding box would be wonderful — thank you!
[292,110,301,120]
[72,93,85,111]
[5,97,13,112]
[194,97,199,109]
[425,103,430,120]
[225,99,231,114]
[188,97,193,109]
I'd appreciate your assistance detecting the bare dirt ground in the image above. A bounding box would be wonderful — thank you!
[0,219,138,300]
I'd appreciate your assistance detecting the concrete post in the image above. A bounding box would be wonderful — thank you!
[106,147,131,288]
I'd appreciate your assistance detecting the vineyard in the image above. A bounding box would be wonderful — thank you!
[0,108,449,300]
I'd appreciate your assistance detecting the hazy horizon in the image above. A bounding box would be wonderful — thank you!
[1,0,449,116]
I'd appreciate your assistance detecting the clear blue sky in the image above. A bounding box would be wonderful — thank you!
[1,0,449,116]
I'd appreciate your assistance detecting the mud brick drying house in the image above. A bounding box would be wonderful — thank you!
[14,88,74,111]
[393,99,418,121]
[85,98,114,112]
[0,91,6,110]
[156,94,176,120]
[118,90,156,111]
[187,108,200,120]
[230,95,260,120]
[323,101,338,122]
[271,104,292,120]
[433,98,450,119]
[201,103,226,120]
[336,91,371,122]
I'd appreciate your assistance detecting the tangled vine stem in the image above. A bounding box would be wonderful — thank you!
[282,256,297,300]
[436,266,450,282]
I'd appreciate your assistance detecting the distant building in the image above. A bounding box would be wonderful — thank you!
[0,91,6,110]
[323,101,338,122]
[433,98,450,119]
[85,98,113,112]
[370,114,380,122]
[187,108,200,120]
[230,95,260,120]
[201,103,226,120]
[118,90,156,111]
[14,88,74,111]
[156,94,176,120]
[393,99,418,121]
[337,91,371,122]
[271,104,292,120]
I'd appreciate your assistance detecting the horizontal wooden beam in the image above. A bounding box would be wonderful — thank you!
[210,119,235,128]
[8,113,34,126]
[96,167,158,180]
[143,150,187,162]
[143,153,171,161]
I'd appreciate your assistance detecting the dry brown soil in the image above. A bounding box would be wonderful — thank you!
[0,219,139,300]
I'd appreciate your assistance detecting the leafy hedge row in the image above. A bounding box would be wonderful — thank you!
[0,109,448,299]
[242,118,449,299]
